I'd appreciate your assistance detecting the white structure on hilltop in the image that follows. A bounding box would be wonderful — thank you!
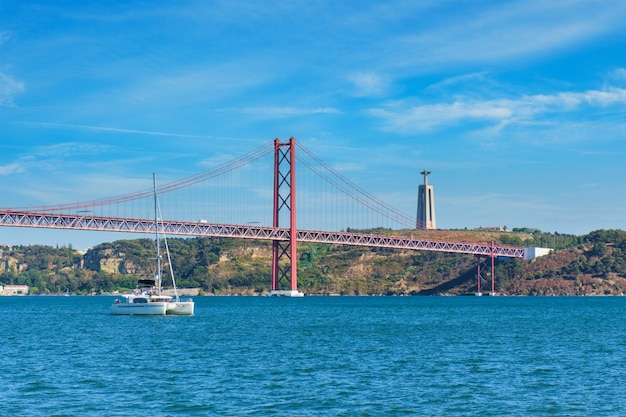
[524,247,552,260]
[416,169,436,229]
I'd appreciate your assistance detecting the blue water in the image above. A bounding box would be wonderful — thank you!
[0,296,624,416]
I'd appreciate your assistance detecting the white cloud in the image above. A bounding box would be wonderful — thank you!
[374,0,626,73]
[425,72,490,91]
[536,88,626,108]
[0,162,25,175]
[370,101,512,131]
[615,68,626,80]
[347,72,388,97]
[369,87,626,133]
[0,72,24,106]
[33,122,247,141]
[230,106,340,118]
[0,142,111,178]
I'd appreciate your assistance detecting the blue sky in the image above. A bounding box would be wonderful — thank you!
[1,0,626,249]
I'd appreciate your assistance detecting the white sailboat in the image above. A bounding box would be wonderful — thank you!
[110,174,194,316]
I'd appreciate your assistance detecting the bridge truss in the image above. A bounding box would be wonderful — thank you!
[0,209,525,258]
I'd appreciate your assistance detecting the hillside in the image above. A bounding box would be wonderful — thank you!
[0,229,625,295]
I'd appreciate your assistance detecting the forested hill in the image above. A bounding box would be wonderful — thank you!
[1,229,625,296]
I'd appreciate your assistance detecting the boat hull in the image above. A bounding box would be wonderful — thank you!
[166,300,194,315]
[110,302,168,315]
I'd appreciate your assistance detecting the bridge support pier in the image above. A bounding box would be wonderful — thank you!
[475,242,497,296]
[489,241,496,296]
[476,262,483,296]
[269,137,303,297]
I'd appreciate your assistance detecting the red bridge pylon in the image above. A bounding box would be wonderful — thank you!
[269,137,303,297]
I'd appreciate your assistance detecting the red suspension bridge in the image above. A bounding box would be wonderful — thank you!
[0,138,524,294]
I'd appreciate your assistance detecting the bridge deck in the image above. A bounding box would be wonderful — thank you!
[0,210,525,258]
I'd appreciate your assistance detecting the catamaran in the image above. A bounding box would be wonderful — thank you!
[110,174,194,316]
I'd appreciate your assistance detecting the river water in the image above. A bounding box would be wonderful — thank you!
[0,296,624,416]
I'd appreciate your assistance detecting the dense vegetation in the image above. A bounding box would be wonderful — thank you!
[1,229,625,295]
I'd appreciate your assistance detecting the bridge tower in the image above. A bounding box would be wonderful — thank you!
[416,169,436,229]
[270,138,304,297]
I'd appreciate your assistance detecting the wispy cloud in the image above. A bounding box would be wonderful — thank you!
[32,142,115,160]
[226,106,341,118]
[369,87,626,133]
[370,101,509,132]
[124,60,279,105]
[425,72,491,91]
[0,162,25,176]
[368,0,626,74]
[608,67,626,82]
[0,72,24,106]
[347,72,389,97]
[30,122,251,141]
[1,29,24,106]
[0,142,114,176]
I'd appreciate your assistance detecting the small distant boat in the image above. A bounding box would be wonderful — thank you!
[110,174,194,316]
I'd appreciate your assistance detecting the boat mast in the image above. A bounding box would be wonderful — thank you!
[153,173,162,296]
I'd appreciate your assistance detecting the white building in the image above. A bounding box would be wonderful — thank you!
[0,285,29,295]
[524,247,551,260]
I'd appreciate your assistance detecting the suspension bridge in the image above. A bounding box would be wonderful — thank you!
[0,138,524,295]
